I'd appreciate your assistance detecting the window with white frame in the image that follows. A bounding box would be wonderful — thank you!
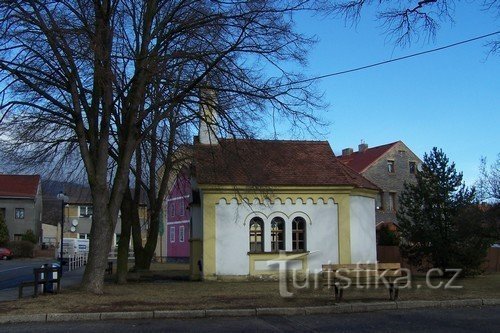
[170,226,175,243]
[79,205,93,217]
[179,200,185,216]
[387,160,395,173]
[169,203,175,218]
[389,192,397,211]
[15,208,25,219]
[179,226,185,242]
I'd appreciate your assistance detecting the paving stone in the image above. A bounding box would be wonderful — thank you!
[100,311,153,320]
[0,314,46,324]
[256,307,306,316]
[47,313,100,322]
[206,309,256,317]
[154,310,206,319]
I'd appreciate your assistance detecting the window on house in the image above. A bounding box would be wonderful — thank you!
[389,193,397,211]
[271,217,285,252]
[79,206,93,217]
[179,226,185,242]
[14,234,23,241]
[376,192,384,210]
[292,217,306,251]
[15,208,25,219]
[169,226,175,243]
[409,161,416,174]
[179,201,184,216]
[387,160,395,173]
[169,203,175,218]
[249,217,264,253]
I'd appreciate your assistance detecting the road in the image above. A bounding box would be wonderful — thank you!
[0,306,499,333]
[0,259,63,290]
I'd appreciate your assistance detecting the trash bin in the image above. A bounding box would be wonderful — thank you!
[40,263,60,293]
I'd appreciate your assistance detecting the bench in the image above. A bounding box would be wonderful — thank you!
[322,263,404,301]
[18,266,62,299]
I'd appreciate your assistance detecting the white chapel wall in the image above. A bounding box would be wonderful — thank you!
[215,198,339,276]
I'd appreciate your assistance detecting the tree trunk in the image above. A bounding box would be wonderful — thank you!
[116,189,133,284]
[81,198,115,294]
[134,212,160,270]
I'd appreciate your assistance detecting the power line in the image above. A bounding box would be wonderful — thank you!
[282,31,500,87]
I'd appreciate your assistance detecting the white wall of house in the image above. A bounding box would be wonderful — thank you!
[214,197,339,275]
[349,195,377,263]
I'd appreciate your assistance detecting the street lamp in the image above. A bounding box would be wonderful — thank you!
[56,192,69,275]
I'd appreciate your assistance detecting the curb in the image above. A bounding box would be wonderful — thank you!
[0,298,498,324]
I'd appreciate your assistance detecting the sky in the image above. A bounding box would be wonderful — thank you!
[274,2,499,186]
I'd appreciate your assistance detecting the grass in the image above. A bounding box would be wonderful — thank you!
[2,271,499,316]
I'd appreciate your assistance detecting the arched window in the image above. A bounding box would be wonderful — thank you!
[271,217,285,252]
[249,217,264,253]
[292,217,306,251]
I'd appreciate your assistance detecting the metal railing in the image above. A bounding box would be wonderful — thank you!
[68,253,88,271]
[108,249,135,260]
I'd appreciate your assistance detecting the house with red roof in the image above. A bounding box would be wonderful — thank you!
[0,174,43,243]
[339,141,422,235]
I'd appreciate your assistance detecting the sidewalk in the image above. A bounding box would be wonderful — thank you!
[0,266,84,302]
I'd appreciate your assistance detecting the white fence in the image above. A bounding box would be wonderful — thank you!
[68,253,88,271]
[108,249,135,260]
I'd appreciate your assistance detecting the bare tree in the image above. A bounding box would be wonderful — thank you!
[0,1,324,293]
[328,0,500,50]
[477,154,500,203]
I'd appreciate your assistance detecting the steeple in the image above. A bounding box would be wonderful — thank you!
[198,88,219,145]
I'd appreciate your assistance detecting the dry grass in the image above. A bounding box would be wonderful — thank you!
[2,273,499,315]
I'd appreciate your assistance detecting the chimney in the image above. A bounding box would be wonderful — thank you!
[342,148,353,156]
[358,143,368,152]
[198,88,219,145]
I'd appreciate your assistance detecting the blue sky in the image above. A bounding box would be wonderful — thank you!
[278,2,499,186]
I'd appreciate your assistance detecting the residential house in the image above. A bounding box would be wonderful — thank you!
[41,181,150,252]
[165,170,191,263]
[0,174,43,243]
[339,141,422,234]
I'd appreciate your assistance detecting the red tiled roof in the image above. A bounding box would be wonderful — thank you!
[193,139,378,189]
[338,142,400,173]
[0,174,41,198]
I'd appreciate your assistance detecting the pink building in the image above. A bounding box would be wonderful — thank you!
[166,171,191,262]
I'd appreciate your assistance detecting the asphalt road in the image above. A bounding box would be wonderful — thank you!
[1,306,499,333]
[0,259,63,290]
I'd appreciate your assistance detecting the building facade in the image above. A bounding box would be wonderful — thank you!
[0,174,43,243]
[190,139,380,280]
[165,171,191,262]
[339,141,422,230]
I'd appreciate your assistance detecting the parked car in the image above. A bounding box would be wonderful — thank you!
[0,247,13,260]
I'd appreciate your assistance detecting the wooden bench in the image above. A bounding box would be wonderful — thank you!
[18,266,62,299]
[322,263,404,301]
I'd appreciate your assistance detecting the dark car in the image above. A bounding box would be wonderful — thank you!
[0,247,13,260]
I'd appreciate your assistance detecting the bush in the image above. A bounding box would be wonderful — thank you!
[0,214,9,246]
[377,225,400,246]
[22,229,38,244]
[6,240,35,258]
